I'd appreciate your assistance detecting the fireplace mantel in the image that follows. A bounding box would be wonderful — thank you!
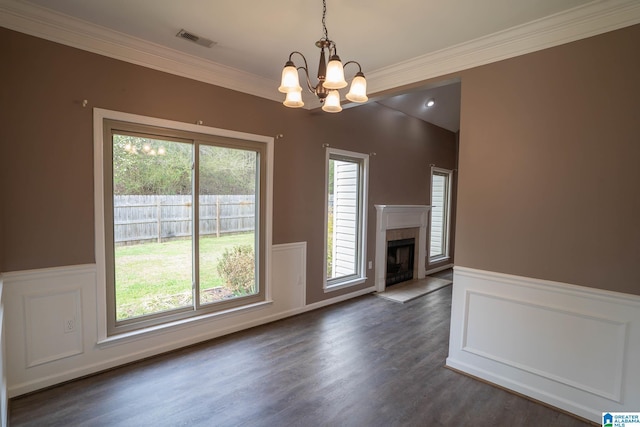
[374,205,431,292]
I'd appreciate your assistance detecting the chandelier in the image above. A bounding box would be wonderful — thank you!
[278,0,368,113]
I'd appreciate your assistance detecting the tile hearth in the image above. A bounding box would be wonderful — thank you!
[376,276,452,303]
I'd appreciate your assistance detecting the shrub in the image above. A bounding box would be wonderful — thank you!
[216,245,255,294]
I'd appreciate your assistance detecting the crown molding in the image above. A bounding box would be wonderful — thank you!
[366,0,640,95]
[0,0,281,102]
[1,0,639,108]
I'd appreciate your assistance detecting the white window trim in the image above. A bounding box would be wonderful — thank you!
[429,166,453,263]
[323,147,369,292]
[93,108,273,342]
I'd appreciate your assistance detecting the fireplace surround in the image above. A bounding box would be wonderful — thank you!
[374,205,431,292]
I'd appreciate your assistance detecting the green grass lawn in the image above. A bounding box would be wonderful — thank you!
[115,233,254,320]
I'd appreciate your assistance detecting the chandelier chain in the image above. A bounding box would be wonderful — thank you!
[322,0,328,41]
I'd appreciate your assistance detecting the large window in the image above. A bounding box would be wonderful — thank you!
[429,167,453,261]
[325,148,369,291]
[99,115,270,336]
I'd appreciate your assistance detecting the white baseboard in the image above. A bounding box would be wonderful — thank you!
[447,266,640,423]
[305,286,376,311]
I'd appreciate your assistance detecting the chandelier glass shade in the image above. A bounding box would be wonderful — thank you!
[283,88,304,108]
[278,0,368,113]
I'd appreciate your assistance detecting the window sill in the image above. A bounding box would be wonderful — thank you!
[97,300,273,348]
[429,255,450,264]
[324,276,367,293]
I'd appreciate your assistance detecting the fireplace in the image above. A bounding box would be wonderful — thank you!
[374,205,431,293]
[386,238,415,286]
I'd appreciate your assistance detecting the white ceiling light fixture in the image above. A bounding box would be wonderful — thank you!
[426,98,436,108]
[278,0,368,113]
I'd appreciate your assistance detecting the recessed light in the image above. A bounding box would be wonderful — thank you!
[426,98,435,108]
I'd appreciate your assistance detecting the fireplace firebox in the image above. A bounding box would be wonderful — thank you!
[386,238,415,286]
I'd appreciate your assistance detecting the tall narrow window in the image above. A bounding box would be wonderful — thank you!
[430,167,453,261]
[325,148,369,291]
[102,118,267,336]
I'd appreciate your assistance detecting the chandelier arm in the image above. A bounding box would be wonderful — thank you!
[288,51,305,65]
[288,51,317,93]
[343,60,363,74]
[298,67,316,94]
[328,41,336,57]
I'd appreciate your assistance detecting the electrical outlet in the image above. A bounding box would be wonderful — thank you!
[368,261,372,269]
[64,317,76,333]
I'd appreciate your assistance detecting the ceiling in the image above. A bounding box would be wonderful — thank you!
[2,0,638,132]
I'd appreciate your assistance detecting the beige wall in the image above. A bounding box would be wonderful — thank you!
[456,24,640,295]
[0,28,457,303]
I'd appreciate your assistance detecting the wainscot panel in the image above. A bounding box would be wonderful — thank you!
[4,242,320,397]
[447,266,640,423]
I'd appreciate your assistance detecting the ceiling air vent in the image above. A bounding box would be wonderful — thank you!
[176,29,216,48]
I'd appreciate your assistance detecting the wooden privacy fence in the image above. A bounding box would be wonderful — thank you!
[114,195,255,245]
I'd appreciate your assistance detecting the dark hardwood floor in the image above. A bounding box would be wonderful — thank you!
[9,272,591,426]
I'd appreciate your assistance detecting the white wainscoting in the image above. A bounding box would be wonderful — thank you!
[447,267,640,423]
[1,277,7,427]
[3,242,321,397]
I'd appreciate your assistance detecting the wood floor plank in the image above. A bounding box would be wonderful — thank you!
[9,274,592,426]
